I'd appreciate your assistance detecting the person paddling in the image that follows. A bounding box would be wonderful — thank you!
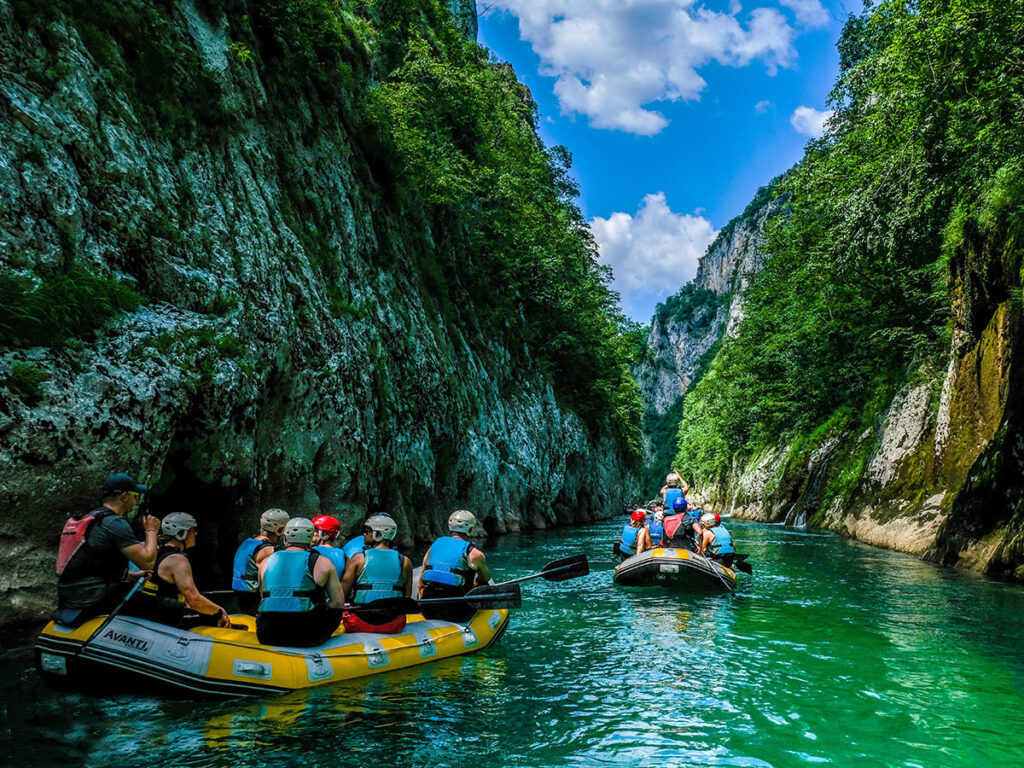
[256,518,344,647]
[232,508,289,614]
[54,473,161,627]
[312,515,347,578]
[418,510,492,622]
[123,513,230,629]
[340,515,413,634]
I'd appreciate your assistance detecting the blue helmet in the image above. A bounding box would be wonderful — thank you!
[672,497,688,512]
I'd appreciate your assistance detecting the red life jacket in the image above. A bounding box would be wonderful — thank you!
[56,508,114,577]
[662,513,685,541]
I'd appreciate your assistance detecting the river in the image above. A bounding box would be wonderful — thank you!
[2,520,1024,767]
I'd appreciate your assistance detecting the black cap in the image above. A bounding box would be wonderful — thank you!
[102,473,148,494]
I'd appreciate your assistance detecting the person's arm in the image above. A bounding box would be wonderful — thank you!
[340,553,362,604]
[165,556,230,627]
[681,479,690,495]
[469,549,491,586]
[119,515,161,570]
[636,528,650,555]
[418,547,431,595]
[254,544,274,567]
[401,556,413,598]
[319,560,344,609]
[659,485,667,501]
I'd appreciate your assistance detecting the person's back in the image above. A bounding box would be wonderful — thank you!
[342,534,365,559]
[419,510,491,622]
[55,473,160,626]
[232,508,289,614]
[312,515,347,578]
[618,510,646,561]
[341,515,413,634]
[700,513,735,566]
[256,517,343,647]
[648,511,666,548]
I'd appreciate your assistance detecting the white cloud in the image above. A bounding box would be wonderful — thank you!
[790,105,834,137]
[755,99,774,113]
[591,193,718,320]
[779,0,830,28]
[488,0,802,135]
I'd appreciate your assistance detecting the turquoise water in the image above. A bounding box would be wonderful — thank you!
[3,520,1024,767]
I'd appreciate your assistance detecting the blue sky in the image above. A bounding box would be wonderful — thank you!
[477,0,860,322]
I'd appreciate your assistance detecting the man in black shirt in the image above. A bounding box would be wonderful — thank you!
[54,473,161,625]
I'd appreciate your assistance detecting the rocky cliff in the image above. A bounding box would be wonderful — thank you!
[635,189,781,490]
[694,186,1024,581]
[0,0,638,625]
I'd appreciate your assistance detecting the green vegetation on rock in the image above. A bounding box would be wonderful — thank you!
[677,0,1024,483]
[0,265,143,349]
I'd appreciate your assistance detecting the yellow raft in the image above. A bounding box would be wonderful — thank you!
[35,609,510,697]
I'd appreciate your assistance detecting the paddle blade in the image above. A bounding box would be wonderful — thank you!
[540,554,589,582]
[464,583,521,610]
[735,561,753,575]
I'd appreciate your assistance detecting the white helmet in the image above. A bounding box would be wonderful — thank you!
[665,472,681,488]
[700,513,716,528]
[653,510,665,522]
[448,509,477,535]
[260,508,290,534]
[161,512,197,541]
[284,517,316,546]
[365,514,398,542]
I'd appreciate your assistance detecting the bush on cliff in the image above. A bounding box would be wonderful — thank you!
[676,0,1024,481]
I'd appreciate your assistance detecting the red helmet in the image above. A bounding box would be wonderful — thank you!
[712,513,721,526]
[312,515,341,538]
[630,509,646,524]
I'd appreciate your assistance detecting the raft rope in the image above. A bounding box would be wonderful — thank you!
[98,615,477,660]
[693,551,735,592]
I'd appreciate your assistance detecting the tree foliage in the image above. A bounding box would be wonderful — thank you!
[676,0,1024,481]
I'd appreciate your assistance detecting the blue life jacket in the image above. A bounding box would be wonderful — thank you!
[648,520,665,547]
[314,545,347,578]
[707,525,735,555]
[353,548,404,604]
[664,487,684,508]
[258,550,324,614]
[422,536,475,588]
[232,537,273,592]
[619,524,640,556]
[343,535,365,559]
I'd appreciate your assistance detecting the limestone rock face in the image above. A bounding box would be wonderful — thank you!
[0,0,635,625]
[636,196,780,419]
[699,225,1023,581]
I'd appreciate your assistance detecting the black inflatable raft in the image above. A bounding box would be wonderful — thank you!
[613,547,737,592]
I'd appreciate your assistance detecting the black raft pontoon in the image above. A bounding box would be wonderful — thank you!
[613,547,737,592]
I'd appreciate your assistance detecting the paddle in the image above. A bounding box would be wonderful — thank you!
[492,554,589,587]
[75,575,147,657]
[346,582,522,621]
[733,554,753,575]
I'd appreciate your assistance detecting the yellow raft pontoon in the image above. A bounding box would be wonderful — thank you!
[35,608,510,697]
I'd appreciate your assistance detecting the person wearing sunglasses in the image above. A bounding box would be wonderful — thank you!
[54,473,161,627]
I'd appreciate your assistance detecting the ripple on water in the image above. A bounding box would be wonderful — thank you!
[4,521,1024,768]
